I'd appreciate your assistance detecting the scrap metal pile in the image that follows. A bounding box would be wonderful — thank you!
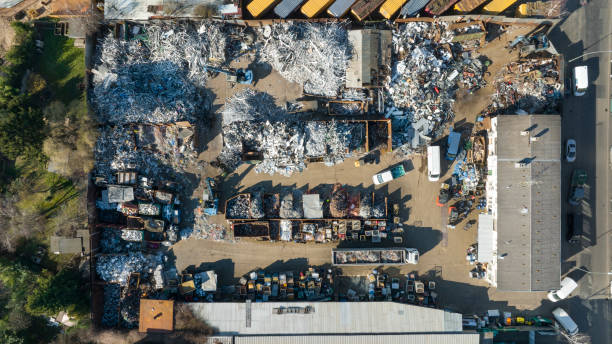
[256,22,352,97]
[220,89,366,176]
[487,58,562,115]
[92,22,229,124]
[96,252,162,286]
[386,22,486,154]
[335,250,380,264]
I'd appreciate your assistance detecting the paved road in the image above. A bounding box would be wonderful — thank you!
[549,0,611,342]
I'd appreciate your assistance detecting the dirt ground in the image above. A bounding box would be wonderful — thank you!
[171,24,550,316]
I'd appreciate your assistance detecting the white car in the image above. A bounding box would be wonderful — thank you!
[547,277,578,302]
[566,139,576,162]
[372,171,393,185]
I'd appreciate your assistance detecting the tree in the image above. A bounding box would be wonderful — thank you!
[0,22,35,88]
[26,268,89,317]
[0,87,45,160]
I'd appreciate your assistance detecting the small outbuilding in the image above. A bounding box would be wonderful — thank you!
[139,299,174,333]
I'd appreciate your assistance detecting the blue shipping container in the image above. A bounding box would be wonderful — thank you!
[399,0,429,16]
[274,0,306,18]
[327,0,357,17]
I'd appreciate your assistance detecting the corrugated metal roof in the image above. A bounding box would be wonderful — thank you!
[234,333,480,344]
[477,214,495,263]
[495,115,561,292]
[188,302,463,335]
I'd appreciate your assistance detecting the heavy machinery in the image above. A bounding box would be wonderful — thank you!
[204,65,253,85]
[202,177,219,216]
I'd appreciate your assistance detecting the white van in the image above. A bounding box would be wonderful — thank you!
[427,146,441,182]
[552,308,579,336]
[547,277,578,302]
[572,66,588,96]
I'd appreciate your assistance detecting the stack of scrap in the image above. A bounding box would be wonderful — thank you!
[250,192,265,219]
[101,228,141,254]
[359,193,372,218]
[330,184,348,218]
[381,250,402,263]
[280,191,304,219]
[180,216,227,241]
[279,220,293,241]
[96,252,161,286]
[488,59,562,115]
[386,22,486,154]
[256,22,352,97]
[226,195,251,219]
[102,284,121,327]
[372,194,386,218]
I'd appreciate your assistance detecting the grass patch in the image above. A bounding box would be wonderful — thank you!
[36,31,85,105]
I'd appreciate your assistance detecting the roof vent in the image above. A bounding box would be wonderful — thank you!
[515,162,527,168]
[530,136,539,142]
[520,131,529,136]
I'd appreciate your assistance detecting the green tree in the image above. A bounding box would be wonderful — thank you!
[0,22,35,88]
[0,86,45,160]
[26,268,89,317]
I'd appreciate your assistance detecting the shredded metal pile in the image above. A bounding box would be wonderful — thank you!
[102,284,121,327]
[100,228,141,254]
[381,250,402,263]
[280,191,303,219]
[220,89,366,176]
[250,192,265,219]
[96,252,161,286]
[487,58,562,115]
[386,22,486,154]
[256,22,351,97]
[226,195,251,219]
[359,193,372,219]
[92,22,230,124]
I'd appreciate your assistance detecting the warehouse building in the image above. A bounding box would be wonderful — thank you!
[485,115,561,292]
[188,301,478,343]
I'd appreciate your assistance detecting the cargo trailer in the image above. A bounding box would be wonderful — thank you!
[301,0,335,17]
[453,0,487,13]
[332,247,419,265]
[274,0,306,18]
[351,0,385,21]
[379,0,408,18]
[327,0,357,17]
[425,0,460,15]
[399,0,429,16]
[481,0,517,14]
[247,0,282,18]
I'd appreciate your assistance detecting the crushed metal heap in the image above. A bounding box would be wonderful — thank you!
[386,22,486,154]
[96,252,161,286]
[220,89,367,176]
[488,58,562,115]
[91,22,227,124]
[257,22,352,97]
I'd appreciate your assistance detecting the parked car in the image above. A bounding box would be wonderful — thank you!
[372,165,406,185]
[572,65,588,96]
[569,169,587,206]
[566,139,576,162]
[552,308,579,336]
[547,277,578,302]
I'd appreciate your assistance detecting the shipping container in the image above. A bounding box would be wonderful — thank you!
[247,0,281,18]
[351,0,385,21]
[425,0,459,15]
[399,0,429,16]
[379,0,407,18]
[453,0,487,13]
[481,0,516,14]
[301,0,335,17]
[274,0,306,18]
[327,0,357,17]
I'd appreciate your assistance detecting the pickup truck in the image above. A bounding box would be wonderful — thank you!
[569,169,587,206]
[372,165,405,185]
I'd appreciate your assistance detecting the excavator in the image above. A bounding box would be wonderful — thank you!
[204,65,253,85]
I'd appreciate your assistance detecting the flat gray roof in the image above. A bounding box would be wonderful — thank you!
[188,302,463,335]
[234,334,481,344]
[495,115,561,291]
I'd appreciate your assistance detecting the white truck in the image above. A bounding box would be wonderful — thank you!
[332,248,419,266]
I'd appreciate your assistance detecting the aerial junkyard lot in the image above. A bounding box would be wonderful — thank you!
[90,18,563,328]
